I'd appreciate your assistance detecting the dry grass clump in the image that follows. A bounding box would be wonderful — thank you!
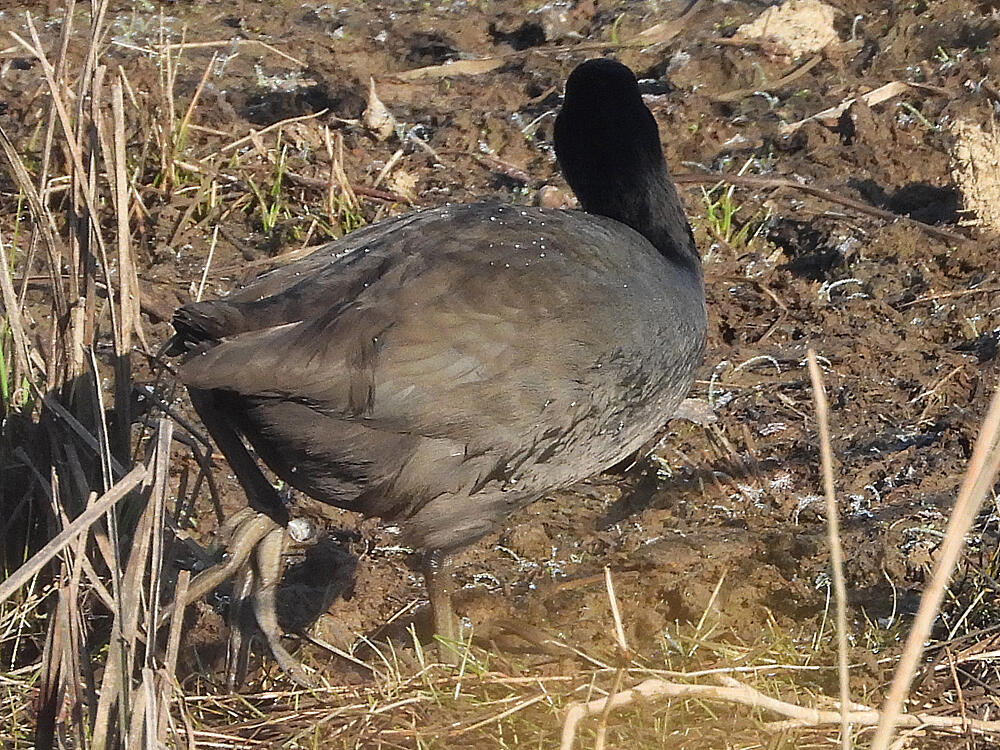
[1,3,1000,750]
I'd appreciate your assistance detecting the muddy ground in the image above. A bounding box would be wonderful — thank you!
[4,0,1000,746]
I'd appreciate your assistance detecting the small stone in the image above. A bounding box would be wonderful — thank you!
[536,184,575,209]
[287,517,317,543]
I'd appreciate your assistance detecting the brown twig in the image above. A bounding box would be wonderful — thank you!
[438,149,533,184]
[897,284,1000,309]
[0,227,40,381]
[595,567,629,750]
[177,52,218,156]
[713,54,823,103]
[945,648,971,745]
[204,109,328,159]
[633,0,706,45]
[560,675,1000,750]
[285,170,413,204]
[154,39,306,68]
[674,172,969,245]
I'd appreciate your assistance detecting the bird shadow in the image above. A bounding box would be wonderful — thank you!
[595,454,785,529]
[277,532,359,633]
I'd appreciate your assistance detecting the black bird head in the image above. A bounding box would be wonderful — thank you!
[554,58,666,215]
[554,58,698,272]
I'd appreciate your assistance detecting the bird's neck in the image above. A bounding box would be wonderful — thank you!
[578,165,701,276]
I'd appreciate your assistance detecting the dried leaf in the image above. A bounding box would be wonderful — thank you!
[363,77,396,141]
[387,170,419,204]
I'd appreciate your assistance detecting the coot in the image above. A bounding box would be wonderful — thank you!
[169,58,706,682]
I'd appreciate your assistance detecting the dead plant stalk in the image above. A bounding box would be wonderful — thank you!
[870,381,1000,750]
[559,675,1000,749]
[0,465,147,607]
[807,349,852,750]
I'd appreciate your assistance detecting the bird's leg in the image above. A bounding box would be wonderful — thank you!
[187,388,288,525]
[220,507,257,537]
[423,549,459,664]
[159,510,274,626]
[226,561,255,690]
[250,526,314,687]
[183,388,315,686]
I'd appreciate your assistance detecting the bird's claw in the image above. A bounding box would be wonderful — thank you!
[166,510,316,688]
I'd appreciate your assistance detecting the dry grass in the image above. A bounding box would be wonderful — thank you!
[1,3,999,750]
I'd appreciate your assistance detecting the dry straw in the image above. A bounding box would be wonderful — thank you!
[870,382,1000,749]
[806,349,852,750]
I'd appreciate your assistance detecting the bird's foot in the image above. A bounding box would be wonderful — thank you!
[167,509,316,688]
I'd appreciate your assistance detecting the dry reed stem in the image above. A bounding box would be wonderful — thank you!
[870,382,1000,750]
[594,568,629,750]
[48,480,90,743]
[206,108,329,159]
[87,69,132,397]
[25,0,76,343]
[82,5,112,353]
[0,227,36,382]
[604,567,628,654]
[43,459,117,621]
[83,66,104,370]
[196,225,219,301]
[177,51,218,148]
[87,347,116,492]
[123,666,149,746]
[0,124,64,307]
[806,349,852,750]
[164,570,191,680]
[373,147,405,189]
[82,0,109,85]
[67,449,121,590]
[93,421,173,750]
[593,668,624,750]
[945,648,970,741]
[162,500,190,746]
[112,72,147,350]
[165,180,213,248]
[35,561,70,748]
[40,394,127,477]
[39,0,75,192]
[0,464,147,606]
[141,667,159,750]
[144,420,174,665]
[16,15,114,291]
